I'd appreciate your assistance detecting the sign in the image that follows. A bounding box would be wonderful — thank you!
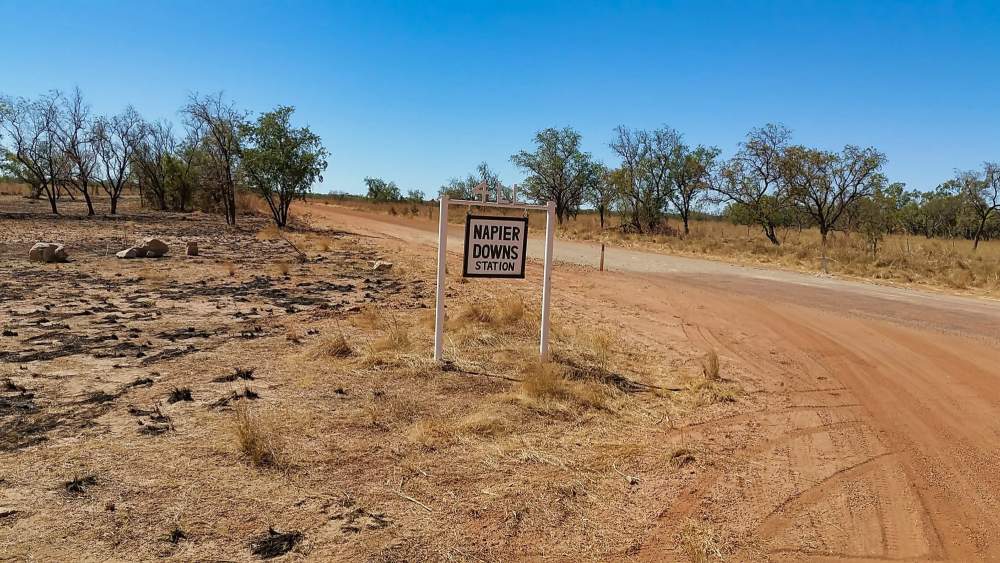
[463,215,528,278]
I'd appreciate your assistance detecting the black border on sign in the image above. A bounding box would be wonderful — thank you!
[463,214,529,279]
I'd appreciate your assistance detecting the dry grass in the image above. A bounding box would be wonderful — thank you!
[231,402,283,467]
[136,267,169,285]
[309,334,353,358]
[273,261,292,277]
[516,361,607,410]
[688,378,740,406]
[370,317,412,353]
[255,224,282,241]
[702,350,720,382]
[364,388,419,428]
[677,518,727,562]
[452,293,530,330]
[223,261,237,277]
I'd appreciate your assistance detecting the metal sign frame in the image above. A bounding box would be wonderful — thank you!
[462,214,529,279]
[434,195,555,362]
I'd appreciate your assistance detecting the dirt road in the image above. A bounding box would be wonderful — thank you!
[305,202,1000,561]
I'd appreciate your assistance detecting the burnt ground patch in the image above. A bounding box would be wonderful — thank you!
[249,527,303,559]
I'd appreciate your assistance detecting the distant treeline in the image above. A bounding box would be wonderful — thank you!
[0,89,327,227]
[367,124,999,252]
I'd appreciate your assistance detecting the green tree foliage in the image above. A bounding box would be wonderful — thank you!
[855,182,904,257]
[587,163,615,229]
[241,106,328,227]
[668,144,720,235]
[714,124,792,245]
[365,177,401,201]
[609,126,678,233]
[439,162,511,202]
[957,163,1000,250]
[512,127,599,223]
[183,93,246,226]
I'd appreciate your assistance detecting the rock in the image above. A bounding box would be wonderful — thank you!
[371,260,393,272]
[116,247,140,259]
[28,242,68,263]
[185,241,198,256]
[140,238,169,258]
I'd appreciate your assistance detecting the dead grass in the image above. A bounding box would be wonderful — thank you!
[688,378,740,406]
[677,517,726,562]
[273,261,292,277]
[702,350,720,382]
[309,334,353,358]
[223,261,237,277]
[255,223,282,241]
[452,293,531,330]
[364,388,419,429]
[370,317,412,353]
[515,361,607,410]
[137,267,169,285]
[231,402,283,467]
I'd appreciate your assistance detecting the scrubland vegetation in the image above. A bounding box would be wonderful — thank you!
[1,88,326,227]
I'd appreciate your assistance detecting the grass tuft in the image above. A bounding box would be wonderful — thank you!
[232,402,283,467]
[702,350,720,382]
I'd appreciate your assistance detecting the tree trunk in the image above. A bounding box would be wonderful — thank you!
[682,214,690,235]
[110,193,119,215]
[83,189,95,216]
[45,186,59,215]
[820,229,830,273]
[972,215,988,251]
[598,206,605,229]
[762,222,780,245]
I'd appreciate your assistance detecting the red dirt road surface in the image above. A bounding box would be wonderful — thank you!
[306,201,1000,561]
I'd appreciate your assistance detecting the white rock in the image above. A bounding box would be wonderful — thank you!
[116,247,139,259]
[371,260,393,272]
[28,242,68,263]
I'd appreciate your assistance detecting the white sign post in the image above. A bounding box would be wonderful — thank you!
[433,192,555,363]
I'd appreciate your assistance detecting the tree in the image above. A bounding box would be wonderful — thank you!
[0,92,67,214]
[93,106,142,215]
[608,126,677,233]
[958,162,1000,250]
[713,124,792,245]
[782,144,886,271]
[512,127,597,223]
[132,120,175,211]
[856,182,904,258]
[668,144,720,235]
[184,93,246,225]
[783,145,886,244]
[365,177,401,201]
[439,174,478,200]
[0,96,47,201]
[241,106,328,227]
[439,162,509,201]
[587,163,616,229]
[55,88,99,215]
[406,189,425,203]
[163,122,206,211]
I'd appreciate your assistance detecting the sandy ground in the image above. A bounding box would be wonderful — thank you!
[303,201,1000,561]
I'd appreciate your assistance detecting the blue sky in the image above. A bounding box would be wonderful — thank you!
[2,1,998,195]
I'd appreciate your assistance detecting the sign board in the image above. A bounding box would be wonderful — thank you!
[463,215,528,278]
